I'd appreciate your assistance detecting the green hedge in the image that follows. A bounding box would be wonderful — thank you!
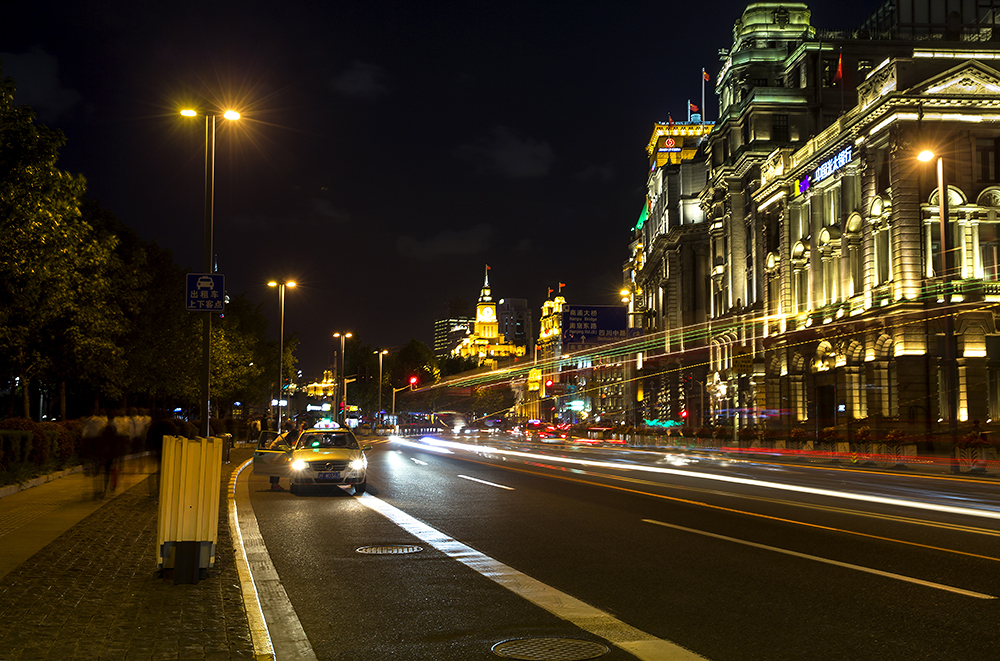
[0,430,33,470]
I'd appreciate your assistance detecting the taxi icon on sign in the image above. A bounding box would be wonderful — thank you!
[196,276,215,290]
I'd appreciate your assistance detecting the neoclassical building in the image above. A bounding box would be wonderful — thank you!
[628,0,1000,440]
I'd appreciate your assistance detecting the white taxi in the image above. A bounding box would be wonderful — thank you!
[253,427,370,495]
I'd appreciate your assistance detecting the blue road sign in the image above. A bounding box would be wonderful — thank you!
[186,273,225,312]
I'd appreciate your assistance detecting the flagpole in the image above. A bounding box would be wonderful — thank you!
[687,99,691,123]
[701,69,706,131]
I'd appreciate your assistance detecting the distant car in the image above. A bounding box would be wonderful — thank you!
[196,276,215,290]
[522,421,566,443]
[253,428,370,495]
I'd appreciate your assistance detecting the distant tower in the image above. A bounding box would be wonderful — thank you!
[453,265,525,368]
[474,265,498,339]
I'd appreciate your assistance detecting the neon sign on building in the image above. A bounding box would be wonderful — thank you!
[812,146,852,184]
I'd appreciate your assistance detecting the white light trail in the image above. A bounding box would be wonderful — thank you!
[393,437,1000,522]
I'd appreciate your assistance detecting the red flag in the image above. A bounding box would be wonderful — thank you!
[668,115,675,127]
[703,69,710,82]
[689,102,699,112]
[547,287,553,297]
[486,264,491,270]
[833,53,843,84]
[558,282,566,288]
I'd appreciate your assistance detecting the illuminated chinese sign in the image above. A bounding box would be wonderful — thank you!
[812,145,852,184]
[561,306,640,352]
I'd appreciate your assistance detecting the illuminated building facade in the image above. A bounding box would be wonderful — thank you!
[452,267,526,370]
[626,118,713,426]
[631,0,1000,440]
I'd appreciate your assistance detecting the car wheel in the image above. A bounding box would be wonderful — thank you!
[289,483,299,495]
[353,480,367,495]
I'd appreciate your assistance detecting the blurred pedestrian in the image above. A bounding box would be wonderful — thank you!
[146,410,174,497]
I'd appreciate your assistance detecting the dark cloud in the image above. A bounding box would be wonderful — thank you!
[396,223,495,261]
[331,61,390,100]
[574,163,615,183]
[0,47,82,122]
[310,198,352,224]
[455,126,556,178]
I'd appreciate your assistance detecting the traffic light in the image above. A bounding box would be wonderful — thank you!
[680,409,689,420]
[545,379,553,388]
[409,376,418,386]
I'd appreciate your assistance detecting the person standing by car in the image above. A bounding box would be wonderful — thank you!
[266,422,304,491]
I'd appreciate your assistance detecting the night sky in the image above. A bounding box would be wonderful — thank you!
[4,0,880,377]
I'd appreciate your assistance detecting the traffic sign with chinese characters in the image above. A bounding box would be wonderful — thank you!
[733,347,753,375]
[186,273,225,312]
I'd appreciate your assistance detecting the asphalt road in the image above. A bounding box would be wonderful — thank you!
[245,435,1000,661]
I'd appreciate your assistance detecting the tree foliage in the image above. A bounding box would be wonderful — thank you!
[0,70,284,420]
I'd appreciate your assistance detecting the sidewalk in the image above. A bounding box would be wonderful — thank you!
[0,448,258,661]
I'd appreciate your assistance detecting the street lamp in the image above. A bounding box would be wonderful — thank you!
[268,280,296,432]
[918,148,959,442]
[181,107,241,438]
[333,332,353,423]
[374,349,388,426]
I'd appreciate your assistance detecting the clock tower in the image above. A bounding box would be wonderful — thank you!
[475,265,498,339]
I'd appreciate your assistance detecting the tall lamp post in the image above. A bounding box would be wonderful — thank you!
[374,349,388,426]
[181,108,241,438]
[333,332,353,423]
[268,280,296,432]
[918,148,958,444]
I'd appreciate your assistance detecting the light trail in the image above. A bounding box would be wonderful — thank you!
[392,436,1000,522]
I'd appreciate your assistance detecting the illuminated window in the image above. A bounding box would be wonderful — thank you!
[858,59,873,80]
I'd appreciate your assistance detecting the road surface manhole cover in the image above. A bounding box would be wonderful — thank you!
[355,544,423,555]
[491,638,609,660]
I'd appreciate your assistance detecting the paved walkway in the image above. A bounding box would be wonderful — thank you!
[0,449,258,661]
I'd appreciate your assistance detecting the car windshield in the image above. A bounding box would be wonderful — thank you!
[295,431,359,450]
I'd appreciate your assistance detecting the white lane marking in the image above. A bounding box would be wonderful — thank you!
[643,519,997,600]
[457,474,514,490]
[231,460,318,660]
[410,458,428,466]
[393,436,1000,522]
[359,494,708,660]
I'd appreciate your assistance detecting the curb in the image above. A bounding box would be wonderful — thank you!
[0,464,85,500]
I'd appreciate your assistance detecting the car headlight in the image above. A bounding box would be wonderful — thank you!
[349,458,365,470]
[291,460,307,471]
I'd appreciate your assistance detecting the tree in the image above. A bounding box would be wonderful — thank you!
[390,339,439,387]
[0,71,113,417]
[211,293,279,417]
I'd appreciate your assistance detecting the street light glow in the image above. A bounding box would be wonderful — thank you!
[180,109,241,121]
[917,149,935,162]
